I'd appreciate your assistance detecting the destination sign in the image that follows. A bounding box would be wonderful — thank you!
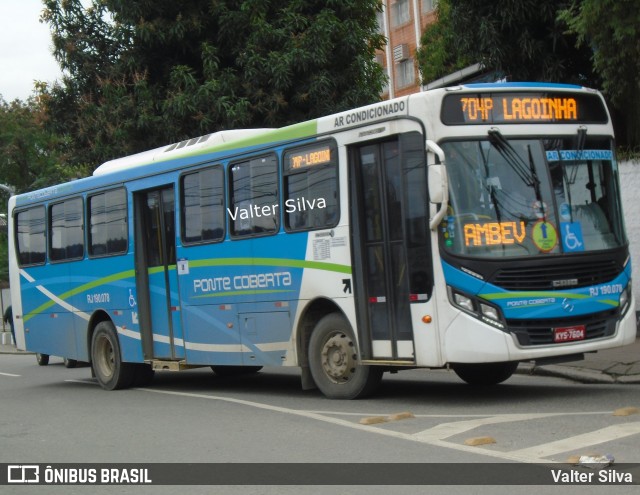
[286,143,334,170]
[441,91,608,125]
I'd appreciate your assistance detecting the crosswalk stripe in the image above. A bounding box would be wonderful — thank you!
[510,422,640,459]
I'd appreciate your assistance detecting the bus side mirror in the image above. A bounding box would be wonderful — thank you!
[426,140,449,229]
[428,164,446,203]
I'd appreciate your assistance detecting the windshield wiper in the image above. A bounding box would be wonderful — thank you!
[487,129,539,188]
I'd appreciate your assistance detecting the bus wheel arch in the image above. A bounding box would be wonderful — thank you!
[451,361,519,386]
[296,298,342,390]
[86,310,112,359]
[307,311,382,399]
[90,319,135,390]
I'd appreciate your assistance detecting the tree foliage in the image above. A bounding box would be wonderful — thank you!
[559,0,640,147]
[41,0,386,169]
[0,92,80,196]
[415,0,470,83]
[419,0,597,86]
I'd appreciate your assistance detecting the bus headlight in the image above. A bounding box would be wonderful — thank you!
[480,303,500,321]
[453,292,475,313]
[447,286,506,330]
[619,286,629,314]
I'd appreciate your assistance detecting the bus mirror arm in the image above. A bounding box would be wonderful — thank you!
[426,140,449,230]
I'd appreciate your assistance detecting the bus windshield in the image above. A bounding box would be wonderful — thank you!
[441,136,626,258]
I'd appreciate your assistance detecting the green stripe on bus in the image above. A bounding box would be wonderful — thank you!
[22,256,349,321]
[189,257,352,274]
[23,269,136,322]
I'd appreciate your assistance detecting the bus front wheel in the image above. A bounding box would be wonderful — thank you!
[452,362,519,386]
[91,321,135,390]
[308,313,382,399]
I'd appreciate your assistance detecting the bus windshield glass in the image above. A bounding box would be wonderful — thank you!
[441,136,626,258]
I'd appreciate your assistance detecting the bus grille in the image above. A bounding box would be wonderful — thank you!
[490,259,619,291]
[507,309,618,346]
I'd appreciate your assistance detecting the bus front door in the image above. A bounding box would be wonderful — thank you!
[134,186,185,361]
[350,133,431,362]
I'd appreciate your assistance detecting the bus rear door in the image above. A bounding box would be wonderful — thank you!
[133,186,185,361]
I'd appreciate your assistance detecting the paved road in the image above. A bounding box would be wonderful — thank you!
[1,353,639,494]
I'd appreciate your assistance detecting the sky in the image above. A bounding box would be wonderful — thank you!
[0,0,63,102]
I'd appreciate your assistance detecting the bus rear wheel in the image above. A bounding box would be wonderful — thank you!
[91,321,135,390]
[452,362,519,386]
[308,313,382,399]
[63,358,78,368]
[36,353,49,366]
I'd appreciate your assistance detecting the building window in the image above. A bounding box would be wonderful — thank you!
[15,206,46,266]
[392,0,411,27]
[422,0,436,14]
[229,154,279,237]
[376,10,385,34]
[181,166,225,244]
[50,197,84,262]
[396,58,415,88]
[88,188,128,256]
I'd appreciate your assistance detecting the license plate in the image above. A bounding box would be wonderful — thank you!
[553,325,586,343]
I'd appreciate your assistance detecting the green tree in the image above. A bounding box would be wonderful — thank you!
[42,0,386,169]
[416,0,470,84]
[0,93,79,195]
[437,1,596,85]
[559,0,640,148]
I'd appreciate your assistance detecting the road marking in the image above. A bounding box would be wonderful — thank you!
[414,413,563,441]
[510,422,640,459]
[0,371,20,377]
[64,380,640,464]
[135,387,551,463]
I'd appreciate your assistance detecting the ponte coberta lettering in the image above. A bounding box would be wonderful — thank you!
[194,271,292,294]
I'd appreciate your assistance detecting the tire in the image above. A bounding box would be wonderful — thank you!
[63,358,78,368]
[91,321,135,390]
[211,365,263,376]
[36,353,49,366]
[308,313,383,399]
[452,361,519,386]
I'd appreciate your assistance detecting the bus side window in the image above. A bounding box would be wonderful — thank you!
[50,197,84,262]
[15,206,46,266]
[181,166,225,244]
[229,154,279,237]
[283,140,339,232]
[88,188,128,257]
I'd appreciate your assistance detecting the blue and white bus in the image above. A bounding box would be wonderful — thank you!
[8,83,636,398]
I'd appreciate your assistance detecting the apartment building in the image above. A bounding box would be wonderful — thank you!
[376,0,438,99]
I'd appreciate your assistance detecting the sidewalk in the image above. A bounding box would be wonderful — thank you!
[520,334,640,384]
[1,332,638,384]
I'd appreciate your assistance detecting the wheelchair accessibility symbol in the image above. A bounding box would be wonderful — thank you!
[561,222,585,252]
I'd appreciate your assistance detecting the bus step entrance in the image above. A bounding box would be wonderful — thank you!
[150,360,199,371]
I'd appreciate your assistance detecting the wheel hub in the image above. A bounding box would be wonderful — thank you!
[321,333,356,382]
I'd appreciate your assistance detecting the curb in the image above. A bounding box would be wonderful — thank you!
[0,346,33,355]
[518,362,640,385]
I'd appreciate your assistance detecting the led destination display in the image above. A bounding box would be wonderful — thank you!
[442,91,608,125]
